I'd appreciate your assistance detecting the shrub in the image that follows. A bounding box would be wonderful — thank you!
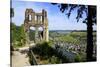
[74,54,82,62]
[49,56,62,64]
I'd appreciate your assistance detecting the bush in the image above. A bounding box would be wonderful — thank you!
[11,23,26,48]
[32,42,55,59]
[74,54,82,62]
[49,56,62,64]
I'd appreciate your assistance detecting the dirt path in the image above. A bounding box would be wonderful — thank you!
[11,43,36,67]
[12,51,30,67]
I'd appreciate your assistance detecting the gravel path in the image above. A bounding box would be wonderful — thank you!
[12,51,30,67]
[11,43,36,67]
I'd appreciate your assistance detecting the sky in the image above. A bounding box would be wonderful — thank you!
[11,0,96,30]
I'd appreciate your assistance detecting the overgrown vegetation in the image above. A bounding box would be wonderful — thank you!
[29,42,66,64]
[11,22,26,48]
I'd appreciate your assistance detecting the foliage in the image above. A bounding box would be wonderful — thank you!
[52,3,96,24]
[29,30,35,41]
[30,42,64,64]
[32,42,55,58]
[49,56,62,64]
[11,22,16,43]
[11,22,26,48]
[74,54,82,62]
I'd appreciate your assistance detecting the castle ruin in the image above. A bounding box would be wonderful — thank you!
[24,9,49,44]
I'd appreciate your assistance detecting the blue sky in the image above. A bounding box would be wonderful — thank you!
[11,0,96,30]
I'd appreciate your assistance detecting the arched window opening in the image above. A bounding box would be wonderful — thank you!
[29,15,32,21]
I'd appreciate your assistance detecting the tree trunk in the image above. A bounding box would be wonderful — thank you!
[86,6,93,61]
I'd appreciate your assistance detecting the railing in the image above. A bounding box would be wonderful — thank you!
[29,49,38,65]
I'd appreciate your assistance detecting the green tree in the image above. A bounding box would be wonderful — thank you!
[11,23,26,47]
[20,24,26,46]
[11,22,16,43]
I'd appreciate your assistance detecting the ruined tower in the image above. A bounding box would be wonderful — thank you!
[24,9,49,44]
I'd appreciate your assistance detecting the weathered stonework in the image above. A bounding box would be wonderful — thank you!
[24,9,49,44]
